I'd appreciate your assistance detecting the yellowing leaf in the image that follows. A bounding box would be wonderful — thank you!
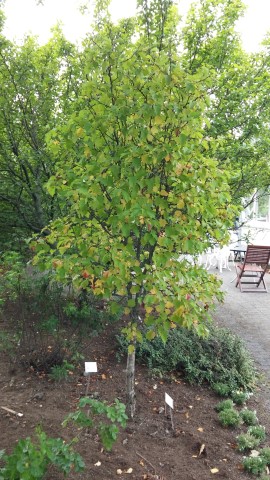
[151,126,158,135]
[76,127,84,137]
[84,146,91,157]
[177,199,185,209]
[160,189,168,196]
[159,218,167,227]
[128,344,135,354]
[146,330,156,340]
[145,306,153,314]
[153,115,163,125]
[174,305,185,316]
[199,444,205,455]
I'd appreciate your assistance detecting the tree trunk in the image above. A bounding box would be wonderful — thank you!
[126,346,136,418]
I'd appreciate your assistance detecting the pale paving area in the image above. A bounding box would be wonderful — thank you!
[210,265,270,385]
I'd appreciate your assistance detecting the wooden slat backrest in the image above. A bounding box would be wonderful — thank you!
[244,245,270,266]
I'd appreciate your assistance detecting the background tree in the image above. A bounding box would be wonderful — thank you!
[0,24,80,248]
[182,0,270,209]
[33,0,234,417]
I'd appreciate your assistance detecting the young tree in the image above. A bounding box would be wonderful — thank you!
[33,0,234,417]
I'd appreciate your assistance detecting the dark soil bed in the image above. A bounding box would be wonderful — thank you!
[1,322,270,480]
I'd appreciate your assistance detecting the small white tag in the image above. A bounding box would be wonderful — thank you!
[85,362,97,373]
[165,393,174,409]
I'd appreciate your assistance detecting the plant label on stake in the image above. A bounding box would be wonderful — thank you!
[85,362,97,373]
[165,393,174,430]
[84,362,97,396]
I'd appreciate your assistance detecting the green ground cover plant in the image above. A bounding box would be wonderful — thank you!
[240,409,258,426]
[117,324,257,392]
[215,399,235,412]
[247,426,266,441]
[218,408,241,428]
[237,433,261,452]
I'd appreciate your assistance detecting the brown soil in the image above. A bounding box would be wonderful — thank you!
[1,320,270,480]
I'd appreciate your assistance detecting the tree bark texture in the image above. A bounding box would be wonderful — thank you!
[126,347,136,418]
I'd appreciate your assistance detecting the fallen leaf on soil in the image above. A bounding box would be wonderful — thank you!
[199,444,205,455]
[192,455,198,458]
[250,450,260,457]
[139,460,144,466]
[185,412,189,418]
[125,468,133,473]
[197,427,204,432]
[94,461,101,466]
[153,384,157,390]
[117,469,123,474]
[101,374,106,380]
[210,468,219,474]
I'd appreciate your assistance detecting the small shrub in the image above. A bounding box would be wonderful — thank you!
[243,456,267,475]
[0,427,84,479]
[215,399,235,412]
[218,408,241,428]
[237,433,261,452]
[212,382,231,397]
[49,360,75,382]
[240,408,258,426]
[63,398,128,451]
[247,426,266,441]
[231,390,250,405]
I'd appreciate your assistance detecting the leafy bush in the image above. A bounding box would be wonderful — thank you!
[240,409,258,426]
[218,408,241,427]
[215,399,235,412]
[0,427,84,479]
[237,433,261,452]
[49,360,75,382]
[117,324,257,392]
[63,398,128,451]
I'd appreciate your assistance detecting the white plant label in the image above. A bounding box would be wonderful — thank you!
[165,393,174,409]
[85,362,97,373]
